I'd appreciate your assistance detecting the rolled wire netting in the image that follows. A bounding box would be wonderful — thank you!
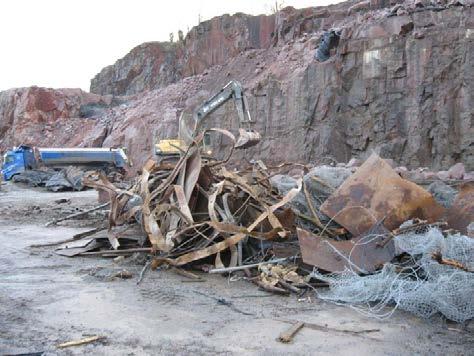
[311,228,474,322]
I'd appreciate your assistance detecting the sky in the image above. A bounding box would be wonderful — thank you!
[0,0,340,92]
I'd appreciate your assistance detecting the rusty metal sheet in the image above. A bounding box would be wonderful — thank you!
[320,153,445,236]
[55,239,105,257]
[447,181,474,235]
[297,225,395,273]
[173,185,194,223]
[182,147,202,202]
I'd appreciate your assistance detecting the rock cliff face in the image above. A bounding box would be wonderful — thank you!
[90,12,276,96]
[0,87,111,150]
[1,0,473,173]
[91,1,474,170]
[90,42,181,96]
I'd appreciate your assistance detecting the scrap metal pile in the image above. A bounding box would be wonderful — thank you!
[59,131,473,322]
[79,130,308,294]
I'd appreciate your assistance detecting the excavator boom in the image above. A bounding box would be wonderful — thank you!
[192,81,260,149]
[155,80,260,157]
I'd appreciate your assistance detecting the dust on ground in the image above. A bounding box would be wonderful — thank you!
[1,182,472,355]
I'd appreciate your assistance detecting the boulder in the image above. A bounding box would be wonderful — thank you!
[11,170,55,186]
[448,163,465,180]
[346,158,362,168]
[395,166,409,176]
[422,171,438,180]
[45,171,73,192]
[437,171,451,181]
[464,172,474,181]
[270,165,352,229]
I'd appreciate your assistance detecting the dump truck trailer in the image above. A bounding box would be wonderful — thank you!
[1,145,128,181]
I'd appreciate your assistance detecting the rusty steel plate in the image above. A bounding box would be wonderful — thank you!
[320,153,445,236]
[447,181,474,235]
[297,226,395,273]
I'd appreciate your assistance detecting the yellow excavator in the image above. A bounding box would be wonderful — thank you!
[155,81,261,158]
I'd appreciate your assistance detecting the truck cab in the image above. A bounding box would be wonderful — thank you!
[1,146,36,181]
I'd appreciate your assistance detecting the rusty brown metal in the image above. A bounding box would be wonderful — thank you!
[320,153,445,236]
[297,224,395,273]
[447,181,474,235]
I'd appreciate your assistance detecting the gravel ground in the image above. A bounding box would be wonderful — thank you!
[1,182,473,355]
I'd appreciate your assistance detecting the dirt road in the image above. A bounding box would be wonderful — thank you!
[1,182,472,355]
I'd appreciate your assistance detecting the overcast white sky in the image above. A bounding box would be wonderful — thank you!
[0,0,339,92]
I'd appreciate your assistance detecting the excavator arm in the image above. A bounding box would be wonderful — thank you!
[155,80,260,157]
[194,81,252,127]
[191,80,260,149]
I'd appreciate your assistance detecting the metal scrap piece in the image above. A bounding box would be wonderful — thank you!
[154,179,302,266]
[57,335,105,348]
[54,239,104,257]
[277,322,305,343]
[447,181,474,235]
[297,223,395,273]
[320,153,445,236]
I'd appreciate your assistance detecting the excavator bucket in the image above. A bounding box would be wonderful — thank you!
[235,129,261,149]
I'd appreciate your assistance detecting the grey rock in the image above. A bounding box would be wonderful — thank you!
[12,170,55,186]
[307,166,352,192]
[45,171,73,192]
[271,165,351,229]
[448,162,465,180]
[427,181,458,208]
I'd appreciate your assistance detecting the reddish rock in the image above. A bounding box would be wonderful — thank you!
[182,14,275,77]
[395,166,409,176]
[348,0,371,14]
[397,7,409,15]
[405,170,425,181]
[422,171,438,180]
[464,172,474,181]
[1,1,473,173]
[413,30,425,39]
[90,42,181,96]
[91,13,276,96]
[437,171,451,181]
[448,163,465,180]
[346,158,362,167]
[88,4,474,171]
[0,87,110,152]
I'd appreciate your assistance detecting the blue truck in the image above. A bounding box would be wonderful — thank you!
[1,145,129,181]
